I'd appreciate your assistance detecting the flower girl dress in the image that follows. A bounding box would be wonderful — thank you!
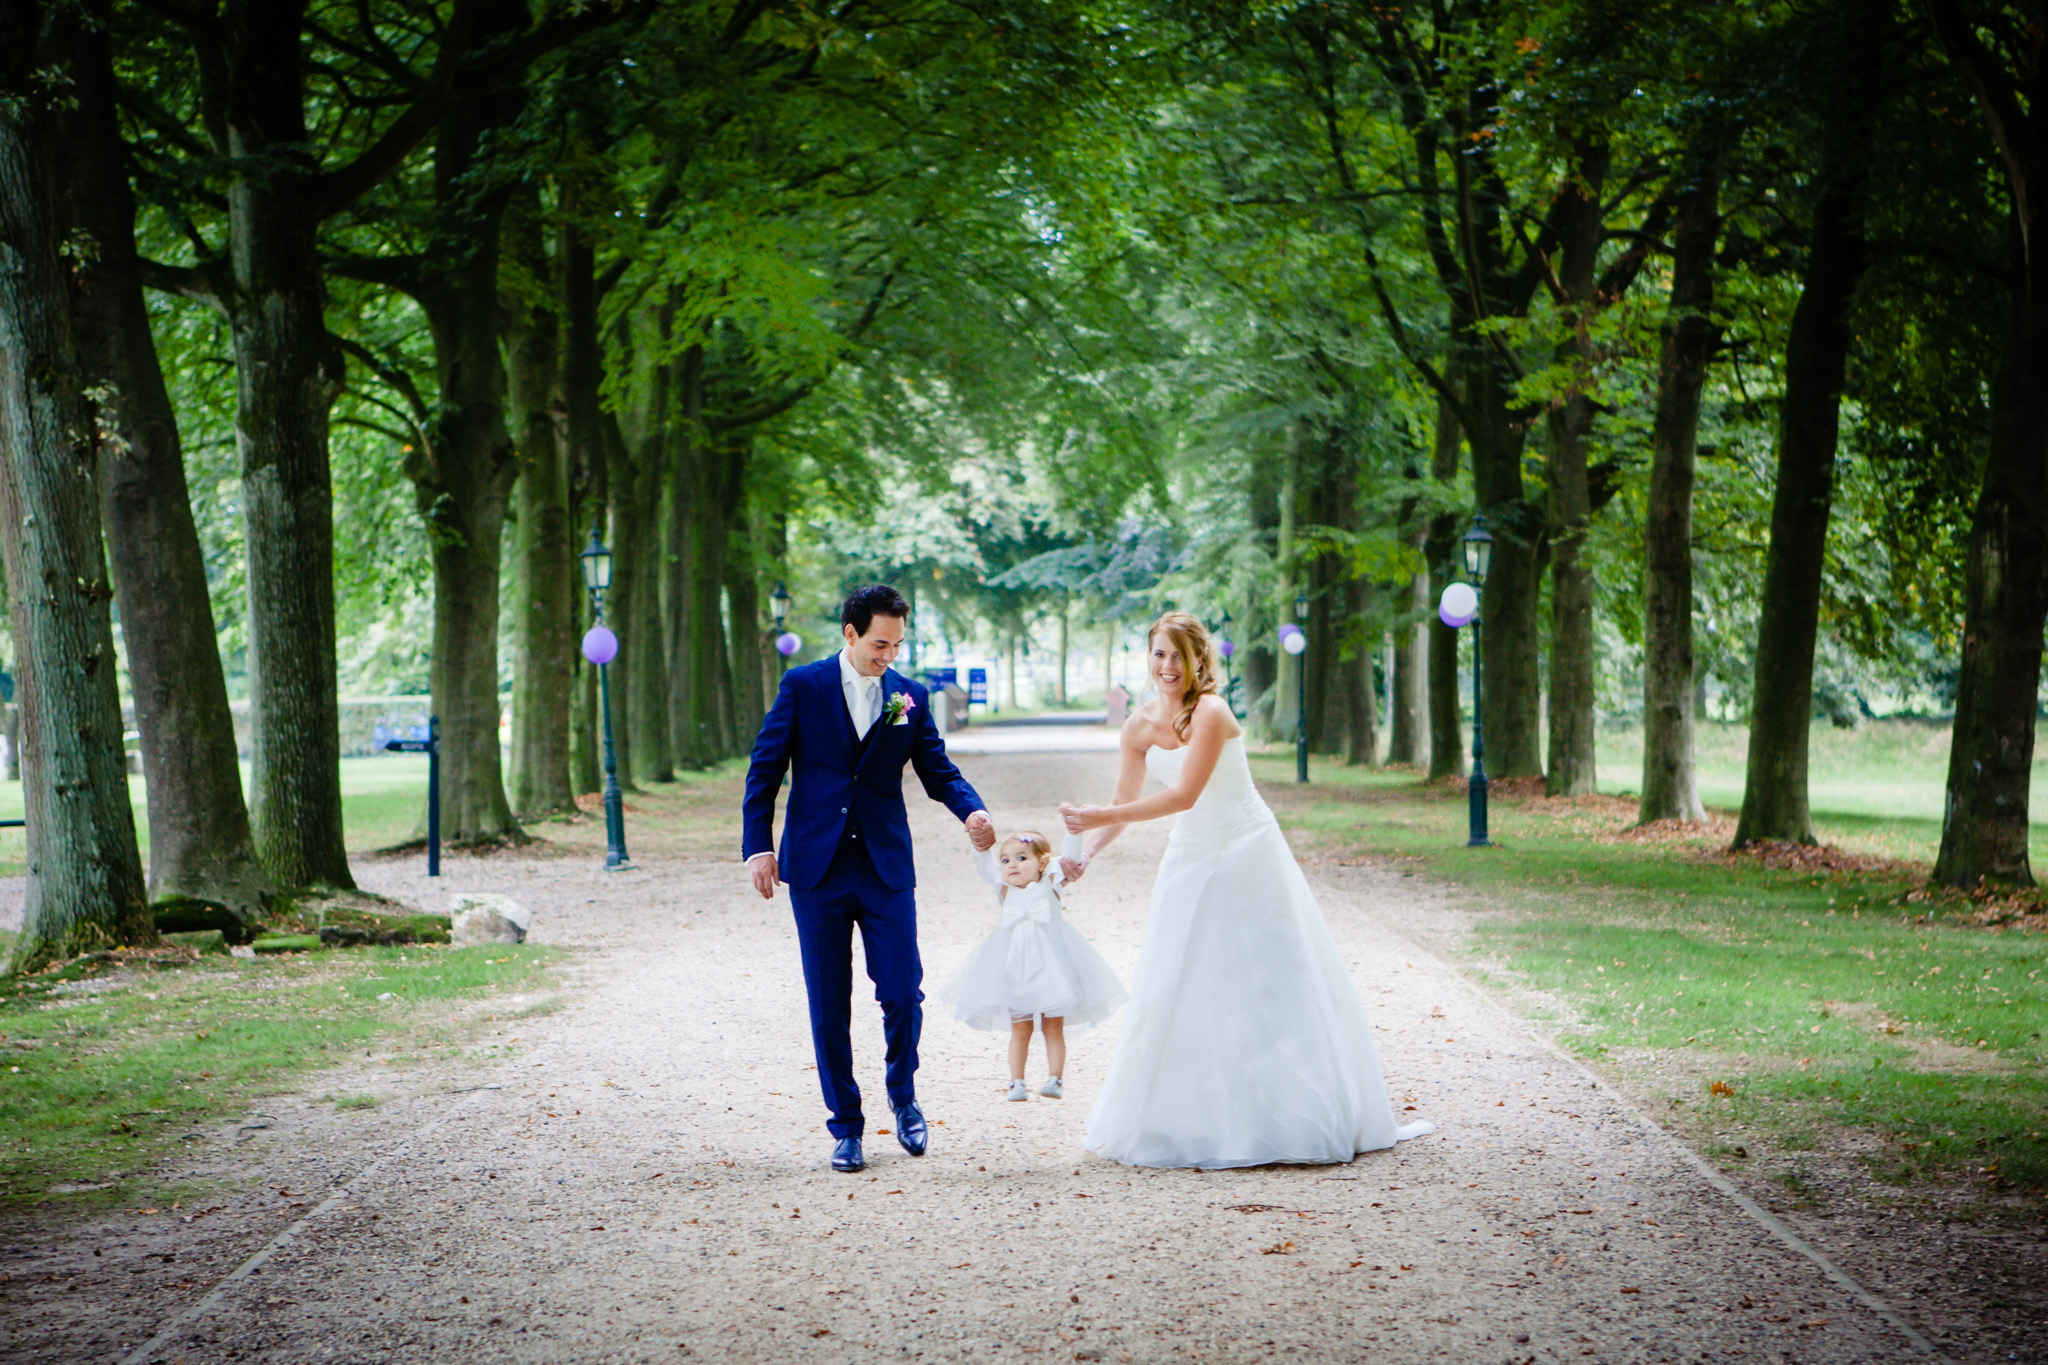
[942,834,1127,1031]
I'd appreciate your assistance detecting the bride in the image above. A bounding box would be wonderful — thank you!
[1059,611,1434,1169]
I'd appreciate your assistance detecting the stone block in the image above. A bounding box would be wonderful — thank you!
[450,892,527,946]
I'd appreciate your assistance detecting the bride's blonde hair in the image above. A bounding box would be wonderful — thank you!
[1148,611,1221,741]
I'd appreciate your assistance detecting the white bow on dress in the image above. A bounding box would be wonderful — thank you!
[973,834,1085,982]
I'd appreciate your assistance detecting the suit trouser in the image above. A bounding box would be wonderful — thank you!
[789,837,921,1139]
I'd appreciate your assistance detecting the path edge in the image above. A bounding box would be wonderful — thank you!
[117,1038,562,1365]
[1343,871,1953,1363]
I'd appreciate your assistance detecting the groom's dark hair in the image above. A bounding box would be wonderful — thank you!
[842,584,911,637]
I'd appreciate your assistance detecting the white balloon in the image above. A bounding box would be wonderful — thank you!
[1439,581,1479,628]
[1282,630,1307,656]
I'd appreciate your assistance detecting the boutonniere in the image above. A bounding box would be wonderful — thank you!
[884,691,916,726]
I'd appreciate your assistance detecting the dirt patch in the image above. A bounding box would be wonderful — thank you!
[1826,1001,2021,1074]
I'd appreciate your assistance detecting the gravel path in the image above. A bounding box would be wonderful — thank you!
[32,748,1946,1362]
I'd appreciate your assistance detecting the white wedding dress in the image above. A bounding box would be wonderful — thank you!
[1084,736,1435,1168]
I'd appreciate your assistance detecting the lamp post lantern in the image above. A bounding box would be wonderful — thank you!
[770,580,792,677]
[1461,515,1494,848]
[580,526,632,871]
[1293,590,1311,784]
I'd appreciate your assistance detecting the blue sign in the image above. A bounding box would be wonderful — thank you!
[925,667,958,690]
[0,671,12,704]
[967,668,988,704]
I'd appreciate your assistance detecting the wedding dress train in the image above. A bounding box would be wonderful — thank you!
[1084,736,1435,1168]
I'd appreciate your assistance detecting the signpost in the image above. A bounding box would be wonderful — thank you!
[383,716,440,877]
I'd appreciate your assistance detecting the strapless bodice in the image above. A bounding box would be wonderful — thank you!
[1144,735,1275,845]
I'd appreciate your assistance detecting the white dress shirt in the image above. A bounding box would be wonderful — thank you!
[746,650,885,867]
[839,648,885,740]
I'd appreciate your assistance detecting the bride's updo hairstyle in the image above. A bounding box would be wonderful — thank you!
[1148,611,1221,742]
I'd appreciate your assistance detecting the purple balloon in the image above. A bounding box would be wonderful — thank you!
[1217,637,1236,660]
[581,624,619,665]
[1438,581,1479,629]
[776,631,802,657]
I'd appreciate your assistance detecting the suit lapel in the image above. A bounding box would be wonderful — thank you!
[824,660,862,760]
[852,670,898,774]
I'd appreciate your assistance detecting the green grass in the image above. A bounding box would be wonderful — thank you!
[1596,717,2048,862]
[1255,745,2048,1199]
[0,941,558,1205]
[0,755,434,879]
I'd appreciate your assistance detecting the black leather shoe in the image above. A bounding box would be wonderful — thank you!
[831,1137,864,1172]
[893,1102,928,1157]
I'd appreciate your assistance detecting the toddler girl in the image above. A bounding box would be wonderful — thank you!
[941,830,1126,1100]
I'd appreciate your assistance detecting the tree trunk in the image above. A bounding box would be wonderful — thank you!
[1733,37,1880,847]
[1270,426,1304,745]
[1426,380,1467,780]
[221,0,353,888]
[0,2,153,970]
[1304,425,1364,761]
[1388,509,1429,766]
[601,412,640,792]
[560,209,605,794]
[1933,220,2048,886]
[664,344,706,767]
[630,417,673,784]
[413,75,525,846]
[1544,138,1608,798]
[673,410,736,767]
[1053,598,1070,706]
[63,4,269,920]
[503,194,575,819]
[1464,350,1541,778]
[1639,134,1723,824]
[1928,4,2048,887]
[1101,615,1116,699]
[1338,576,1377,765]
[1005,634,1019,709]
[726,461,766,747]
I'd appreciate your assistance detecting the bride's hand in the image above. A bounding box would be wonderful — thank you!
[1059,802,1107,833]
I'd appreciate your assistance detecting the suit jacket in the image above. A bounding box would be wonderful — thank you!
[741,657,984,892]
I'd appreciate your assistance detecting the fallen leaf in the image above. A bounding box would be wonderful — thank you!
[1550,1254,1566,1268]
[1709,1081,1734,1097]
[1620,1287,1640,1294]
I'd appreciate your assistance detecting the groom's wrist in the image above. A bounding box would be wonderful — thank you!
[744,851,775,865]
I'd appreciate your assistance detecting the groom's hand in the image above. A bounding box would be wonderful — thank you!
[964,810,995,852]
[749,854,780,900]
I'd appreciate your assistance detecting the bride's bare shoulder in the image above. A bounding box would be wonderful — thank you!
[1191,693,1243,740]
[1121,702,1171,752]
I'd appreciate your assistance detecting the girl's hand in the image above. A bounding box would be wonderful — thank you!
[1059,802,1108,833]
[1058,854,1088,883]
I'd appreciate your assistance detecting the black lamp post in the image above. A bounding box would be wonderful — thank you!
[1462,515,1494,848]
[581,526,632,871]
[770,579,792,677]
[1294,589,1311,784]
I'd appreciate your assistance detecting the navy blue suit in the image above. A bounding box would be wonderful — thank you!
[742,657,984,1138]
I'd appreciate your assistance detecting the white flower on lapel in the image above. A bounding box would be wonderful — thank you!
[884,691,916,726]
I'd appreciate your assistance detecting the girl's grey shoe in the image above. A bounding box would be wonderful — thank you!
[1039,1077,1064,1099]
[1006,1080,1029,1102]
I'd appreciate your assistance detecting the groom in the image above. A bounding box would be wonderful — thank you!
[742,585,994,1173]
